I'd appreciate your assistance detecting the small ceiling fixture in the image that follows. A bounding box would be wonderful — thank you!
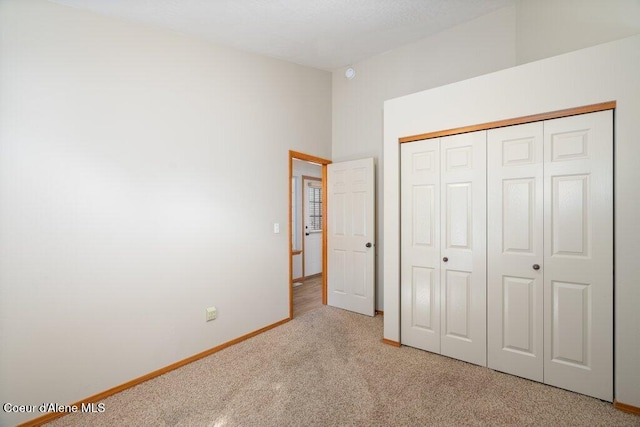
[345,67,356,80]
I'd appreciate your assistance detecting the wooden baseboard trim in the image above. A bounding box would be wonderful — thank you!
[18,317,291,427]
[382,338,401,347]
[375,310,384,316]
[614,400,640,416]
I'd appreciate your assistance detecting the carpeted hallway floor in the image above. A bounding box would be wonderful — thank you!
[46,306,639,426]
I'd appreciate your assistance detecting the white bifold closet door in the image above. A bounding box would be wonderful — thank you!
[401,131,487,366]
[401,138,441,353]
[487,122,545,382]
[488,110,613,401]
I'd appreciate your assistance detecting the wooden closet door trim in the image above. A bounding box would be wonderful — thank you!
[399,101,616,143]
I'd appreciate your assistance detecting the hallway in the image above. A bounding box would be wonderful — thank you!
[293,275,322,317]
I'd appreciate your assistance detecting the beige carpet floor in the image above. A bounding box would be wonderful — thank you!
[46,307,639,426]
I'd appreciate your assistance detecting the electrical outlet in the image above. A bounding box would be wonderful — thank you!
[206,306,217,322]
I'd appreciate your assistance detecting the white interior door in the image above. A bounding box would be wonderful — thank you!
[439,132,487,366]
[543,110,613,401]
[327,158,375,316]
[488,122,544,382]
[303,177,322,277]
[401,139,441,353]
[400,132,486,366]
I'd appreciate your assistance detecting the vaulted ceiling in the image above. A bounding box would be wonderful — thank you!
[51,0,514,70]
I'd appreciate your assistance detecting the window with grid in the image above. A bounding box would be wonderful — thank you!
[307,184,322,231]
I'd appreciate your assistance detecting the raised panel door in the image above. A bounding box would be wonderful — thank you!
[487,122,544,382]
[440,131,486,366]
[401,139,441,352]
[543,110,613,401]
[328,158,375,316]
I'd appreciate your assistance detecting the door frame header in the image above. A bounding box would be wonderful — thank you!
[399,101,616,144]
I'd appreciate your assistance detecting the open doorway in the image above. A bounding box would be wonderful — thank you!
[289,151,331,319]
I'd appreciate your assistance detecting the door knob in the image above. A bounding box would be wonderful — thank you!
[366,242,372,248]
[443,257,448,262]
[533,264,540,270]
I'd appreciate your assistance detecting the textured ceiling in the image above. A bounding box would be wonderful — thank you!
[50,0,514,70]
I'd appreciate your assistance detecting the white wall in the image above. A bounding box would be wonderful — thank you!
[332,6,518,310]
[516,0,640,64]
[384,34,640,408]
[0,1,331,425]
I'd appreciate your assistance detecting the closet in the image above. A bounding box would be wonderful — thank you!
[400,109,613,401]
[400,130,487,366]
